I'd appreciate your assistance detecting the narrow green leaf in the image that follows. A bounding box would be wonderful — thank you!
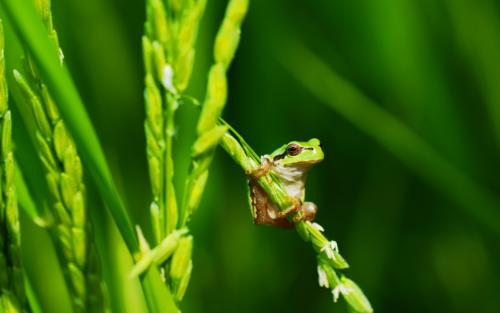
[1,0,138,252]
[24,276,42,313]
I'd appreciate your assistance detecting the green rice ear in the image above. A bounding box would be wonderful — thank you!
[0,19,26,312]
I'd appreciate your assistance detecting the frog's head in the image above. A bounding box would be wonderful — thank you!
[270,138,324,168]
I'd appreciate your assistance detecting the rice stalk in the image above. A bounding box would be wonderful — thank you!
[0,20,26,313]
[180,0,249,230]
[12,0,107,311]
[141,0,211,307]
[142,3,207,307]
[135,0,249,303]
[143,0,206,246]
[219,123,373,313]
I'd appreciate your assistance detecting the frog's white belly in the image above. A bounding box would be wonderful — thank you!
[272,164,306,200]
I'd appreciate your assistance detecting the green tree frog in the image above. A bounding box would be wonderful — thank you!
[247,138,324,227]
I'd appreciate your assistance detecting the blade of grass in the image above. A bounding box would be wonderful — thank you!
[278,41,500,237]
[0,0,137,252]
[24,276,42,313]
[445,0,500,153]
[88,191,148,313]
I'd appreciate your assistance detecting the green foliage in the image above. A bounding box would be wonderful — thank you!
[11,0,110,309]
[0,0,499,312]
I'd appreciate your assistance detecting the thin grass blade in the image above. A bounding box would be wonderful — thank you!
[0,0,137,252]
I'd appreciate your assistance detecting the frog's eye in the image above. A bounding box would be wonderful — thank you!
[286,144,301,156]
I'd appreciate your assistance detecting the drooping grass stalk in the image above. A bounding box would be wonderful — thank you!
[180,0,249,227]
[11,1,107,311]
[173,0,249,299]
[0,20,26,313]
[137,0,249,304]
[143,0,206,246]
[219,124,373,313]
[162,4,250,300]
[142,0,207,306]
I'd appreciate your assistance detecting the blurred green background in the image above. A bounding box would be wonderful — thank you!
[24,0,500,312]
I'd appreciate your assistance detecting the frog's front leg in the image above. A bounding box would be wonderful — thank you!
[245,156,272,179]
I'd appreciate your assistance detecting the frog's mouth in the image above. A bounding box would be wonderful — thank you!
[289,158,322,166]
[280,159,323,170]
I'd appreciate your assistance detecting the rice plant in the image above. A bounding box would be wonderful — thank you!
[0,0,498,312]
[0,0,370,310]
[0,20,26,313]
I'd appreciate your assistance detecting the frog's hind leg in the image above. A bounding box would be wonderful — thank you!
[249,182,294,228]
[272,197,302,219]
